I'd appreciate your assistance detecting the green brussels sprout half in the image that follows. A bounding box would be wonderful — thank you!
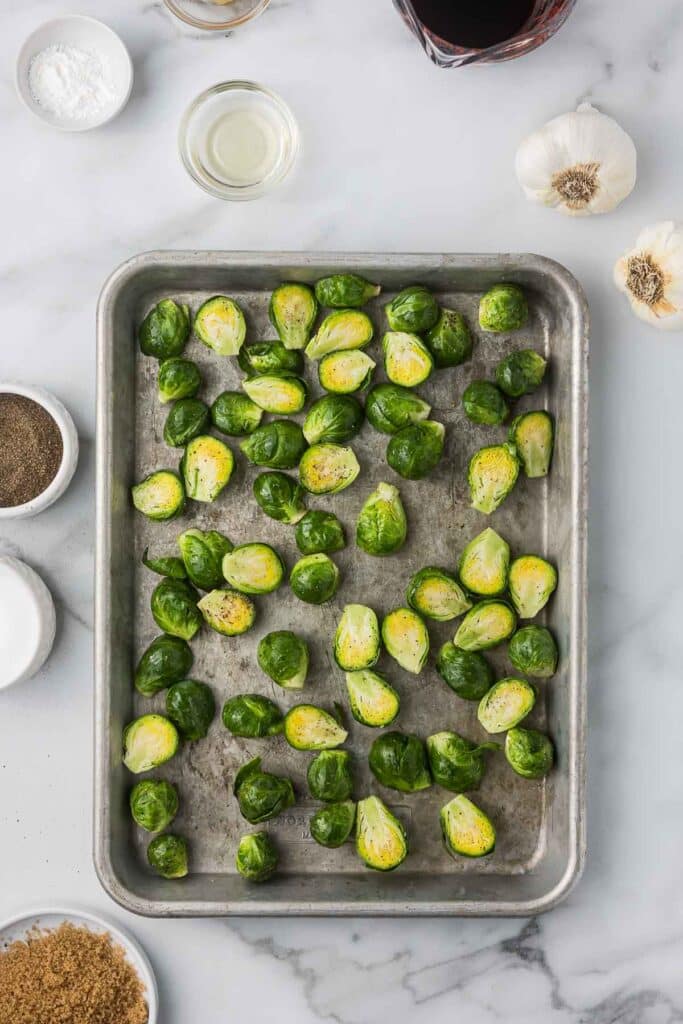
[295,510,346,555]
[151,578,202,641]
[147,833,189,879]
[381,607,429,674]
[453,600,516,652]
[132,470,185,521]
[135,634,194,697]
[426,732,498,793]
[508,555,558,619]
[468,443,519,514]
[142,547,187,580]
[257,630,309,690]
[197,589,256,636]
[236,832,278,882]
[269,283,318,350]
[509,410,554,478]
[318,350,376,395]
[177,528,233,591]
[315,274,381,308]
[163,398,210,448]
[508,625,558,678]
[462,381,509,426]
[210,391,263,437]
[307,750,353,802]
[129,779,179,833]
[479,283,528,333]
[387,421,445,480]
[440,795,495,858]
[356,482,407,557]
[139,299,190,360]
[299,443,360,495]
[334,604,380,671]
[222,543,285,595]
[158,358,201,405]
[406,567,471,621]
[310,801,356,848]
[238,341,304,376]
[242,374,308,415]
[240,419,308,469]
[478,677,536,734]
[234,757,296,824]
[424,308,473,368]
[385,285,439,333]
[222,694,284,738]
[303,395,364,445]
[345,669,400,728]
[369,731,431,793]
[458,527,510,597]
[181,435,234,503]
[253,471,306,525]
[305,310,374,360]
[505,727,554,779]
[495,349,547,398]
[123,714,179,774]
[382,332,434,388]
[435,643,493,701]
[194,295,246,356]
[356,796,408,871]
[290,553,340,604]
[165,679,215,741]
[283,704,348,751]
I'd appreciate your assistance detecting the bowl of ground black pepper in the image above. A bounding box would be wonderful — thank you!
[0,383,78,519]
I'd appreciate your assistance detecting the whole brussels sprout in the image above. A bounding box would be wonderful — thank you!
[178,528,233,590]
[383,332,434,388]
[222,694,283,738]
[234,757,295,824]
[509,410,554,478]
[222,543,285,595]
[426,732,498,793]
[334,604,380,671]
[345,669,400,728]
[132,470,185,521]
[406,567,471,621]
[194,295,246,356]
[307,750,353,802]
[240,419,308,469]
[508,555,558,619]
[283,704,348,751]
[197,589,256,636]
[257,630,309,690]
[382,607,429,674]
[385,285,439,333]
[369,731,431,793]
[387,421,445,480]
[310,800,356,848]
[435,643,493,701]
[253,471,306,524]
[318,350,375,395]
[242,373,308,415]
[356,796,407,871]
[508,626,558,678]
[424,308,473,368]
[453,600,516,652]
[158,358,201,404]
[365,383,431,435]
[290,553,340,604]
[462,381,509,426]
[139,298,190,360]
[356,482,407,556]
[303,395,364,445]
[440,795,495,858]
[295,510,346,555]
[269,283,318,350]
[151,578,202,641]
[181,435,234,503]
[135,634,194,697]
[315,274,381,308]
[142,548,186,580]
[479,283,528,333]
[305,309,374,360]
[236,832,278,882]
[495,349,547,398]
[299,443,360,494]
[147,833,188,878]
[210,391,263,436]
[163,398,209,448]
[123,714,179,774]
[468,442,519,514]
[165,679,215,740]
[458,527,510,597]
[129,779,179,833]
[477,677,536,733]
[505,727,554,779]
[238,340,303,376]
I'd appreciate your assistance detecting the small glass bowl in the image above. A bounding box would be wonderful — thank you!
[164,0,270,32]
[179,81,299,201]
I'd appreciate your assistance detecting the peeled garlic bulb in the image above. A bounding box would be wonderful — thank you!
[614,222,683,331]
[515,103,637,216]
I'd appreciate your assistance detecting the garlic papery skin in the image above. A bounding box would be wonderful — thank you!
[614,222,683,331]
[515,103,637,216]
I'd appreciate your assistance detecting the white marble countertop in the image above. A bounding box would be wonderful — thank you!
[2,0,682,1020]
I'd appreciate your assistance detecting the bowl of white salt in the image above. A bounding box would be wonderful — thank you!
[16,16,133,132]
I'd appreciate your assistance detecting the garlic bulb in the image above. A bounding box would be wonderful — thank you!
[515,103,637,216]
[614,222,683,331]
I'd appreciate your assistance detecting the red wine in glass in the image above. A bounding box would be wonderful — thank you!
[409,0,537,49]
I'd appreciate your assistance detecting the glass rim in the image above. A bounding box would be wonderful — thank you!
[163,0,271,31]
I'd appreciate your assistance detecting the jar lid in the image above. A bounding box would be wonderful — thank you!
[0,557,56,688]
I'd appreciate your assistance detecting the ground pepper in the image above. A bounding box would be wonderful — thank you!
[0,393,63,507]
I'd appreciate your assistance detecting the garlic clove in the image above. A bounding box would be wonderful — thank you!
[614,222,683,331]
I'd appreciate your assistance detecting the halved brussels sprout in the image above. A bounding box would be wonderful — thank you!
[509,626,558,678]
[509,410,554,478]
[383,332,434,388]
[315,274,381,308]
[147,833,188,879]
[468,443,519,514]
[142,548,186,580]
[356,796,407,871]
[505,727,554,779]
[305,310,374,360]
[211,391,263,436]
[385,285,439,333]
[283,704,348,751]
[242,374,308,415]
[295,510,346,555]
[290,553,340,604]
[369,731,431,793]
[310,800,356,848]
[151,578,202,641]
[257,630,309,690]
[130,779,179,833]
[135,634,194,697]
[234,757,295,824]
[387,421,445,480]
[139,298,190,360]
[236,832,278,882]
[436,643,493,701]
[197,589,256,636]
[163,398,209,448]
[181,435,234,503]
[462,380,509,426]
[222,694,284,737]
[194,295,246,356]
[178,528,233,590]
[334,604,380,671]
[345,669,400,728]
[508,555,558,619]
[303,395,364,445]
[158,358,201,404]
[166,679,215,740]
[426,732,498,793]
[240,419,308,469]
[453,600,516,652]
[308,750,353,802]
[406,567,471,621]
[123,714,179,774]
[238,340,304,376]
[479,283,528,333]
[440,795,496,858]
[269,283,318,350]
[381,607,429,674]
[424,308,473,368]
[253,471,306,524]
[222,543,285,594]
[495,349,547,398]
[478,677,536,733]
[458,527,510,597]
[132,470,185,521]
[318,350,376,395]
[299,443,360,494]
[356,482,407,556]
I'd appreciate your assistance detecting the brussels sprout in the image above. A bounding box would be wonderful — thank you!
[509,410,554,478]
[478,677,536,734]
[356,796,408,871]
[369,731,431,793]
[495,349,547,398]
[303,395,364,445]
[166,679,215,741]
[334,604,380,671]
[257,630,309,690]
[123,714,179,774]
[147,833,189,878]
[468,443,519,514]
[318,350,376,395]
[356,482,407,556]
[234,757,295,824]
[132,470,185,521]
[307,750,353,802]
[509,626,558,678]
[381,607,429,674]
[426,732,498,793]
[210,391,263,436]
[242,374,308,415]
[435,643,493,701]
[129,779,179,833]
[382,332,434,388]
[508,555,558,619]
[142,548,186,580]
[222,543,285,594]
[366,383,431,435]
[194,296,246,356]
[424,309,473,368]
[440,795,495,858]
[295,510,346,555]
[505,727,554,779]
[181,435,234,503]
[283,704,348,751]
[290,553,340,604]
[345,669,400,728]
[139,298,190,360]
[458,528,510,597]
[315,274,381,308]
[222,694,284,738]
[253,471,306,524]
[158,358,201,404]
[163,398,209,448]
[236,832,278,882]
[479,283,528,333]
[238,340,304,376]
[269,283,318,350]
[299,443,360,495]
[135,634,194,697]
[387,421,445,480]
[151,578,202,641]
[385,285,439,333]
[453,600,516,652]
[240,419,308,469]
[176,528,232,591]
[197,589,256,636]
[462,380,509,426]
[310,800,356,848]
[406,567,471,621]
[305,310,374,360]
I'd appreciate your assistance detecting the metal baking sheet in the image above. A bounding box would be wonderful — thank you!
[95,251,588,917]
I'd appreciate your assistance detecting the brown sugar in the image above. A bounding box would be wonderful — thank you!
[0,393,63,507]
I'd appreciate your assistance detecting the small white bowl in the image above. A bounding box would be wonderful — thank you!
[16,16,133,132]
[0,558,56,690]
